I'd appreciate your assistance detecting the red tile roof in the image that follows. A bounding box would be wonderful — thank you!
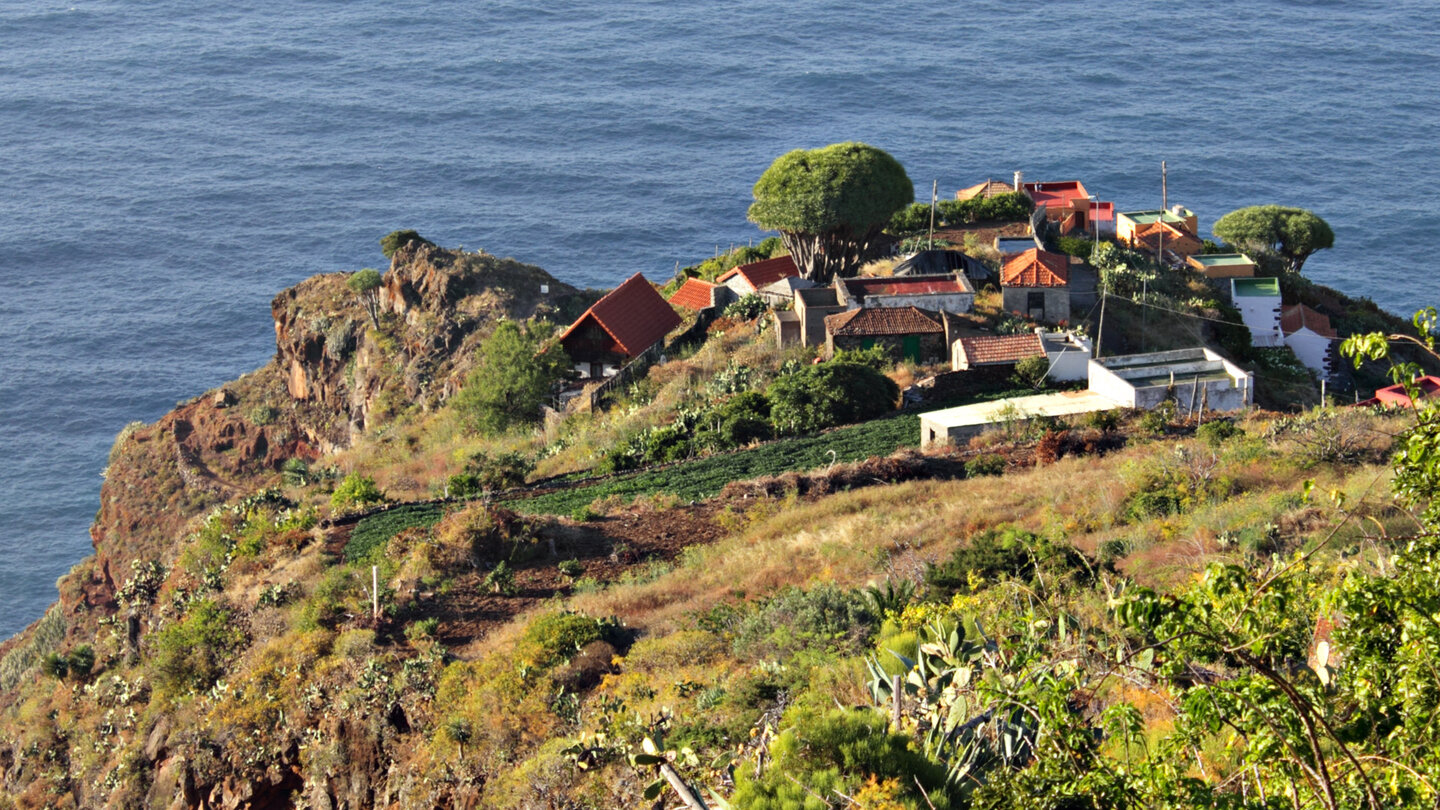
[841,275,972,297]
[956,333,1045,366]
[956,179,1018,200]
[716,255,800,292]
[1001,249,1070,288]
[824,306,942,337]
[1133,221,1202,255]
[1280,304,1338,339]
[559,273,682,358]
[668,278,717,310]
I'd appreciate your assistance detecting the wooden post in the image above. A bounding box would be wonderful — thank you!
[372,565,379,622]
[928,179,938,252]
[891,674,902,728]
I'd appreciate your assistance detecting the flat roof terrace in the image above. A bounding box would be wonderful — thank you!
[920,390,1124,447]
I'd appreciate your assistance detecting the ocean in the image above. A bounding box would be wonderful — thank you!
[2,0,1438,638]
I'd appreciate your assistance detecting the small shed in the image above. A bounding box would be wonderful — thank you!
[717,256,801,298]
[1187,253,1256,280]
[952,333,1044,371]
[1088,348,1253,415]
[559,273,682,379]
[1000,249,1071,323]
[824,306,945,363]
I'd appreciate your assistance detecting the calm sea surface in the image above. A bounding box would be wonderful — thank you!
[2,0,1438,637]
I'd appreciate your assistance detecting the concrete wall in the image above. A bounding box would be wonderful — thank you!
[1285,329,1333,378]
[1233,292,1283,348]
[1041,332,1092,382]
[858,291,974,314]
[1087,348,1253,415]
[1002,287,1069,323]
[795,287,844,347]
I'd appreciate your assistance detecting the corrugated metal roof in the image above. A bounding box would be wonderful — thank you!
[560,273,682,357]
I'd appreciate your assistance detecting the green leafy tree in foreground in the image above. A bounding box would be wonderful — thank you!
[747,142,913,284]
[1212,205,1334,277]
[454,320,570,435]
[347,268,383,329]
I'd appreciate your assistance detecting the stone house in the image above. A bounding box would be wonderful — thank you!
[824,306,946,363]
[1000,248,1070,323]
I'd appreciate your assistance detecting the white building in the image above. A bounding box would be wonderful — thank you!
[1230,277,1284,348]
[1281,304,1337,379]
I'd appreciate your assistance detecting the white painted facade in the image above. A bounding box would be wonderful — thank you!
[1284,328,1333,379]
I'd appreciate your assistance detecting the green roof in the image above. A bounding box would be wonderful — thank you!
[1231,277,1280,297]
[1190,253,1253,267]
[1120,208,1193,225]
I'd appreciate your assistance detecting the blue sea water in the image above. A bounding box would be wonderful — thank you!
[2,0,1438,638]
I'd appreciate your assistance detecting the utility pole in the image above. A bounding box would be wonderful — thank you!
[1095,291,1106,358]
[1161,160,1168,211]
[927,179,938,252]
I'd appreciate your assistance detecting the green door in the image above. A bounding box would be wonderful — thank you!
[902,335,921,363]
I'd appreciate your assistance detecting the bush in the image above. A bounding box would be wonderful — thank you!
[964,453,1006,477]
[557,559,585,580]
[887,201,932,235]
[730,706,953,809]
[767,362,899,435]
[67,645,94,679]
[150,599,247,695]
[448,451,533,497]
[937,191,1033,227]
[697,391,774,451]
[831,344,893,372]
[1011,354,1050,389]
[1138,402,1176,435]
[519,612,612,671]
[1085,409,1122,432]
[925,525,1099,597]
[1197,418,1242,447]
[722,294,768,321]
[379,229,431,259]
[405,617,440,642]
[331,473,385,511]
[732,583,877,660]
[1054,235,1096,259]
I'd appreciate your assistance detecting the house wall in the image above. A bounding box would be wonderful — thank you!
[1285,329,1333,378]
[1041,333,1092,382]
[795,288,844,347]
[828,332,946,362]
[723,277,757,298]
[1086,349,1253,415]
[860,291,974,314]
[1002,287,1069,323]
[1233,293,1284,347]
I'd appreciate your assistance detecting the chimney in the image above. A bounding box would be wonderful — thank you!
[1171,204,1185,218]
[1013,171,1023,192]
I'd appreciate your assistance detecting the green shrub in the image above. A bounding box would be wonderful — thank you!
[831,344,893,372]
[453,320,570,435]
[249,405,279,426]
[282,458,312,487]
[887,201,932,235]
[1138,402,1176,435]
[925,525,1099,597]
[722,294,768,321]
[731,706,953,809]
[519,612,611,670]
[482,560,516,595]
[1011,354,1050,389]
[964,453,1006,477]
[150,599,247,695]
[1054,235,1096,259]
[448,450,533,497]
[1085,409,1122,432]
[405,617,440,642]
[331,473,385,511]
[732,583,877,660]
[67,645,94,679]
[379,229,431,259]
[41,652,67,679]
[557,559,585,580]
[1197,418,1242,447]
[767,362,899,434]
[697,391,773,450]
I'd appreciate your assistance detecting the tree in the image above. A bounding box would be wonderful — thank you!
[747,142,914,284]
[454,320,570,434]
[1212,205,1334,277]
[348,268,383,329]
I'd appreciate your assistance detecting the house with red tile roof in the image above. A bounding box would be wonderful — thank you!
[952,333,1044,370]
[559,273,682,379]
[823,306,945,363]
[956,177,1020,200]
[1000,249,1071,323]
[1359,375,1440,408]
[717,255,801,297]
[668,277,725,311]
[1281,304,1338,379]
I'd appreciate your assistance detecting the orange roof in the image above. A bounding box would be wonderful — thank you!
[1281,304,1338,339]
[559,273,682,358]
[956,179,1017,200]
[957,333,1045,366]
[1360,376,1440,408]
[825,306,942,337]
[717,255,800,292]
[668,278,717,310]
[1133,221,1202,255]
[1001,249,1069,288]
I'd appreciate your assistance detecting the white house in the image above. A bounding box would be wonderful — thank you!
[1230,277,1284,348]
[1281,304,1337,379]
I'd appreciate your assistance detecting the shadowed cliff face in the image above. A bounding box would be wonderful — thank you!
[76,246,585,626]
